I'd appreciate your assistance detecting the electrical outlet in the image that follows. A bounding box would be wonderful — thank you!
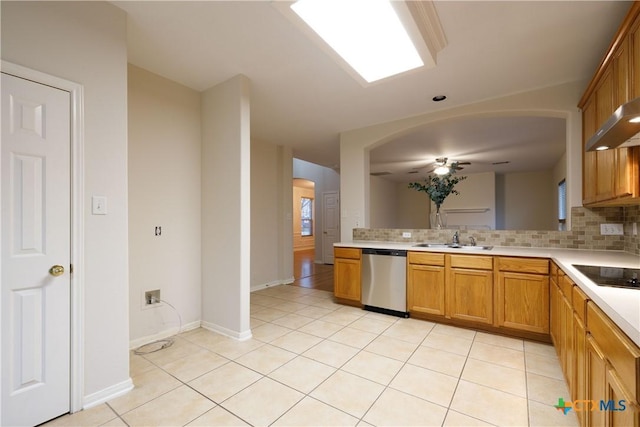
[144,290,161,306]
[600,223,624,235]
[402,232,411,238]
[634,223,638,236]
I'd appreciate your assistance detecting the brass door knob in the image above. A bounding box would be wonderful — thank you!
[49,265,65,277]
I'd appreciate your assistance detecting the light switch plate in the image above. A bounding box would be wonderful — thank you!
[402,232,411,238]
[600,223,623,235]
[92,196,107,215]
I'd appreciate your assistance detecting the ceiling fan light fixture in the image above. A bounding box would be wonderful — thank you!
[434,165,450,175]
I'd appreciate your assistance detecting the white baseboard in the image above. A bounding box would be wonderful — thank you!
[129,320,201,350]
[83,378,134,410]
[201,320,252,341]
[250,277,295,292]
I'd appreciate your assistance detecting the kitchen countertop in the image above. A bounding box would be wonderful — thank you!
[335,241,640,347]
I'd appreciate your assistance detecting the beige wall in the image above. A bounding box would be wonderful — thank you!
[201,75,251,339]
[370,175,397,228]
[396,183,430,229]
[1,1,130,405]
[252,141,294,289]
[501,170,556,230]
[127,65,202,344]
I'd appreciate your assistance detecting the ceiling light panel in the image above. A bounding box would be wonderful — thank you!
[290,0,424,83]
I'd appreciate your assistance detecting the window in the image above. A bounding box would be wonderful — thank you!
[301,197,313,236]
[558,179,567,230]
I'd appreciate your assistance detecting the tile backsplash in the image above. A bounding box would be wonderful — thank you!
[353,206,639,255]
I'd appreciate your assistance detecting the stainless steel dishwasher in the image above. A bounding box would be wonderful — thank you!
[361,248,409,318]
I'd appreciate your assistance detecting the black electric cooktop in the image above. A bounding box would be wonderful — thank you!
[573,264,640,289]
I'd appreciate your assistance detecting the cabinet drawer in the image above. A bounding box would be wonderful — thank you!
[572,285,589,324]
[334,247,361,260]
[497,257,549,274]
[449,254,493,270]
[587,301,640,402]
[408,251,445,266]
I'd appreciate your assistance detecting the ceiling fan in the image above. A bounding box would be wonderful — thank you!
[420,157,471,175]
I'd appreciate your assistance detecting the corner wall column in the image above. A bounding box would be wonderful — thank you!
[201,75,251,339]
[339,133,370,241]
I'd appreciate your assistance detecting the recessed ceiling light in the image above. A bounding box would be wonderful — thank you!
[629,116,640,123]
[595,146,610,151]
[290,0,424,83]
[432,95,447,102]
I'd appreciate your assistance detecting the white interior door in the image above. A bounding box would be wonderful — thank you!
[1,73,71,426]
[322,191,339,264]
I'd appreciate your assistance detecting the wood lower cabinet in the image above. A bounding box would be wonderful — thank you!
[447,254,493,325]
[407,252,445,317]
[572,285,589,427]
[586,334,608,427]
[495,257,549,334]
[333,247,361,303]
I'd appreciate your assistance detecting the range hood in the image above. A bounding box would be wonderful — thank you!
[586,96,640,151]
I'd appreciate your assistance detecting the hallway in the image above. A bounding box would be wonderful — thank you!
[292,249,333,293]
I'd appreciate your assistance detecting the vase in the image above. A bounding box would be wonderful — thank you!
[430,207,446,229]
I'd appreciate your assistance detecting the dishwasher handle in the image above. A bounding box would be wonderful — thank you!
[362,248,407,257]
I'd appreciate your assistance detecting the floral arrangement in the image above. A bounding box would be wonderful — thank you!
[408,165,467,211]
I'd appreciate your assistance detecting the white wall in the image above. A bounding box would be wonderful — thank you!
[1,1,130,404]
[251,140,294,290]
[369,175,397,228]
[292,159,339,262]
[128,65,202,344]
[201,75,251,340]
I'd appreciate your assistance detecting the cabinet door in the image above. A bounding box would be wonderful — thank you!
[583,97,598,204]
[630,17,640,99]
[447,268,493,325]
[614,147,640,199]
[573,312,587,427]
[594,67,617,202]
[407,263,445,316]
[597,149,617,202]
[550,279,560,349]
[334,258,361,302]
[614,38,630,106]
[496,271,549,333]
[561,293,575,389]
[586,335,607,427]
[605,368,640,427]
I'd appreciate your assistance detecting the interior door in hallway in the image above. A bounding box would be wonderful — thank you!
[1,72,71,426]
[322,191,339,264]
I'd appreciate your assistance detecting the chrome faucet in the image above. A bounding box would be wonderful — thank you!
[452,231,459,245]
[469,236,476,246]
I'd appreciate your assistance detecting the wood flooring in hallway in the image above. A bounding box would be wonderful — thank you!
[292,249,334,293]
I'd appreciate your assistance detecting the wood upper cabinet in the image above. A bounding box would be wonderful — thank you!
[407,252,445,317]
[447,255,493,325]
[333,247,361,303]
[495,257,550,334]
[580,3,640,207]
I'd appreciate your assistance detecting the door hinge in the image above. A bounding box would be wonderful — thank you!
[70,264,74,274]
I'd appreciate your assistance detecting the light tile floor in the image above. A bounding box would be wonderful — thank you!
[46,285,579,427]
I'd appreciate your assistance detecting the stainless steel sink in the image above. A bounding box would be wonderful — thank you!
[413,243,493,250]
[413,243,451,248]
